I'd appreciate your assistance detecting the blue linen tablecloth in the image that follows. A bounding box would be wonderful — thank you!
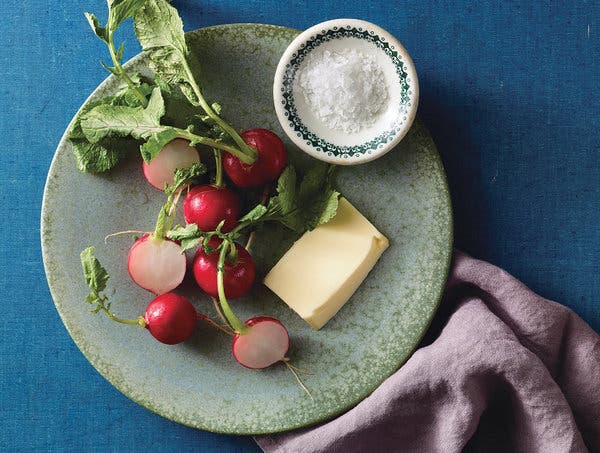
[1,1,598,451]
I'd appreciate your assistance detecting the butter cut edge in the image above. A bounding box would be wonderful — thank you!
[304,234,389,329]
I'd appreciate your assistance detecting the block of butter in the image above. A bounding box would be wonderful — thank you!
[264,197,389,329]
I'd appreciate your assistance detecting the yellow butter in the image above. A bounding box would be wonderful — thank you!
[263,197,389,329]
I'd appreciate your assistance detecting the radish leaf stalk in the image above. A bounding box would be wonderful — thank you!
[80,247,145,326]
[164,163,208,196]
[133,0,257,161]
[216,240,249,334]
[85,0,149,107]
[153,162,208,240]
[213,149,224,187]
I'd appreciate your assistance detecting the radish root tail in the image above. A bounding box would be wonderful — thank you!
[211,296,231,329]
[104,230,148,243]
[197,312,234,336]
[284,359,313,401]
[282,358,314,376]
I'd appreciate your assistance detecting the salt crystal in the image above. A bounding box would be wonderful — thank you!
[295,47,389,133]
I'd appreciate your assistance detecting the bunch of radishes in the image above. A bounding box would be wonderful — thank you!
[77,0,313,374]
[83,128,293,370]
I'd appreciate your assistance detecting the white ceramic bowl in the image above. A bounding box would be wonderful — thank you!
[273,19,419,165]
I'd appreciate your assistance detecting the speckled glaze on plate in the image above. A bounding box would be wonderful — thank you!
[41,24,452,435]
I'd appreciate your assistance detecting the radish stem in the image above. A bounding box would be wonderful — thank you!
[104,310,146,327]
[213,149,223,187]
[244,184,270,251]
[153,195,171,240]
[175,129,254,163]
[244,231,255,251]
[167,187,184,218]
[180,60,257,162]
[93,293,146,327]
[154,186,184,240]
[216,241,248,334]
[105,24,148,107]
[226,240,238,263]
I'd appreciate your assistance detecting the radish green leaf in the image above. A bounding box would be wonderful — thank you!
[81,246,110,302]
[133,0,201,105]
[81,87,165,143]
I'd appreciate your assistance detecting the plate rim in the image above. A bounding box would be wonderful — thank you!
[41,23,454,435]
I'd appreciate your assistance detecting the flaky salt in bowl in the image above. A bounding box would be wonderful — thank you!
[273,19,419,165]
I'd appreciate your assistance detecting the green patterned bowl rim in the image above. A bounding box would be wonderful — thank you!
[273,19,419,165]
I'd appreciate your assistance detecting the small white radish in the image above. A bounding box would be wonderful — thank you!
[142,138,200,190]
[232,317,290,369]
[128,234,186,295]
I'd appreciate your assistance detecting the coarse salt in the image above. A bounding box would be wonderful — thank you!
[295,47,389,134]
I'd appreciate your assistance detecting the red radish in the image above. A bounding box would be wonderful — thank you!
[223,129,286,188]
[143,293,197,344]
[143,138,200,190]
[128,234,186,295]
[183,185,240,233]
[192,238,255,299]
[232,317,290,369]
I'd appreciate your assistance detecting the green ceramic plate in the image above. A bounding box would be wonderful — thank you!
[41,24,452,435]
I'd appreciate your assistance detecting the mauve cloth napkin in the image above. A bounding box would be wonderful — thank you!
[255,251,600,452]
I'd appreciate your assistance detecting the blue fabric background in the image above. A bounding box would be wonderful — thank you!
[1,1,598,451]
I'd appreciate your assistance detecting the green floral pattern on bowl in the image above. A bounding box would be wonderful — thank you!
[280,25,415,159]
